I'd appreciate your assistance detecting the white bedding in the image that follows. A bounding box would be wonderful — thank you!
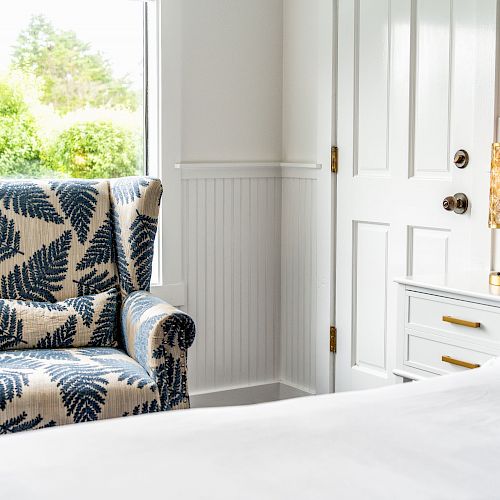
[2,361,500,500]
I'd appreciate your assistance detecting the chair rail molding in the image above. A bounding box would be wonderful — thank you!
[175,161,321,179]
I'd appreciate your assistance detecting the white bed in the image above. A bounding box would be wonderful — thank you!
[2,361,500,500]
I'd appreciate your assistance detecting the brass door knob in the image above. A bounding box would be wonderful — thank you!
[443,193,468,214]
[454,149,469,169]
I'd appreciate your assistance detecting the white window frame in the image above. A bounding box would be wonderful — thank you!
[147,0,185,307]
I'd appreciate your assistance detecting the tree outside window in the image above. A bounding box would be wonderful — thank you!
[0,1,145,179]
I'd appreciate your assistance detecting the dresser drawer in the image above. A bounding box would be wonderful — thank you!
[407,292,500,343]
[405,333,494,375]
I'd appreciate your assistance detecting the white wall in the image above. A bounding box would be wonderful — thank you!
[170,0,285,395]
[280,175,318,392]
[164,0,334,398]
[281,0,334,394]
[282,0,320,163]
[179,0,284,162]
[280,1,321,393]
[160,0,283,294]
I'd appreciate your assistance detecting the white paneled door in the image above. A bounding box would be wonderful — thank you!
[335,0,497,391]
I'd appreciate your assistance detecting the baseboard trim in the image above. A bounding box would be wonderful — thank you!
[190,382,313,408]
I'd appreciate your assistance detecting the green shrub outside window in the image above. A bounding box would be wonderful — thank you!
[0,14,144,179]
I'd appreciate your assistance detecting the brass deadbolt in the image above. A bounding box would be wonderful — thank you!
[453,149,469,169]
[443,193,468,214]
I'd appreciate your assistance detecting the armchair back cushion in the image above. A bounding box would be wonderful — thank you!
[0,177,162,304]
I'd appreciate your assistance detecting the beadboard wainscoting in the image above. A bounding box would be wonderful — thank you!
[281,175,318,394]
[178,162,320,402]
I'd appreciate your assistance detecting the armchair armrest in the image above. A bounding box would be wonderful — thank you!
[121,291,196,410]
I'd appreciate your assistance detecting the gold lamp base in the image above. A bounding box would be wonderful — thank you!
[489,272,500,286]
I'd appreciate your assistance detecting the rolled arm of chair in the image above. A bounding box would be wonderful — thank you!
[121,291,196,410]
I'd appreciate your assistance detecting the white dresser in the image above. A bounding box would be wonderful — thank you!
[394,276,500,382]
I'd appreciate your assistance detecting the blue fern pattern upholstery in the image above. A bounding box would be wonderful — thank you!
[122,291,196,410]
[0,289,118,350]
[0,177,196,433]
[0,348,159,432]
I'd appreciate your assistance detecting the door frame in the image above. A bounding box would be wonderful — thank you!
[314,0,337,394]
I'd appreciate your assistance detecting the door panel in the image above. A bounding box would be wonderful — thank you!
[353,222,389,376]
[408,226,450,276]
[336,0,497,391]
[357,0,390,175]
[413,0,452,177]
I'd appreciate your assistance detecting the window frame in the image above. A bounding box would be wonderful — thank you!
[144,0,162,288]
[148,0,186,307]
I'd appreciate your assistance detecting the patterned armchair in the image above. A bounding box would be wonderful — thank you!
[0,177,195,433]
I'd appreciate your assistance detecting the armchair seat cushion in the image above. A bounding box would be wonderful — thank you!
[0,348,160,433]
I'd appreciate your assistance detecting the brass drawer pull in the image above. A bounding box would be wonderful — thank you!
[442,316,480,328]
[441,355,480,370]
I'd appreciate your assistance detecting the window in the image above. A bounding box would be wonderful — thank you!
[0,0,151,179]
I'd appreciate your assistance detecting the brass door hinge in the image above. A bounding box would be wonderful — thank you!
[331,146,338,173]
[330,326,337,353]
